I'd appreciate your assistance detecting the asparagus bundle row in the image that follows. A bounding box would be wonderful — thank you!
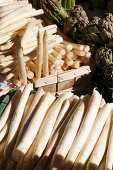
[0,86,112,170]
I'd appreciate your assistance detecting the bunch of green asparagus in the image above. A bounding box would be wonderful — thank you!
[61,0,76,10]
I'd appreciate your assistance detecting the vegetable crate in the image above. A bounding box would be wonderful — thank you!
[33,59,95,95]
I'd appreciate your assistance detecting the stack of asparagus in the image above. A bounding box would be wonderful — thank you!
[0,85,113,170]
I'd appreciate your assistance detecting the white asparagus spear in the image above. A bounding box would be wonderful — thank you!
[26,70,34,80]
[13,78,22,87]
[0,87,24,131]
[84,45,90,52]
[12,88,45,161]
[54,47,66,55]
[71,59,81,69]
[52,50,62,60]
[32,92,73,165]
[0,34,13,45]
[63,89,102,170]
[66,52,73,60]
[0,55,14,63]
[14,93,55,162]
[0,1,28,12]
[65,58,74,66]
[73,49,85,56]
[0,9,44,30]
[86,114,111,170]
[49,54,61,66]
[59,44,73,51]
[105,120,113,170]
[43,30,49,77]
[72,104,113,170]
[0,5,32,25]
[51,99,85,170]
[0,18,31,35]
[0,2,29,18]
[15,35,27,85]
[0,60,14,68]
[64,41,84,51]
[0,41,14,52]
[49,37,63,49]
[4,84,33,160]
[0,120,10,142]
[51,99,70,137]
[36,30,43,78]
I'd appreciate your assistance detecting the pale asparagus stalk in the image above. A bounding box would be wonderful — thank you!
[0,136,7,160]
[12,88,45,162]
[36,30,43,78]
[0,34,13,45]
[0,87,24,131]
[52,50,62,60]
[105,121,113,170]
[55,65,61,70]
[15,35,27,85]
[0,41,14,52]
[59,44,73,51]
[26,70,34,80]
[83,45,90,52]
[0,9,44,30]
[60,60,64,66]
[38,98,80,170]
[4,84,33,159]
[6,94,35,170]
[51,99,85,170]
[0,1,29,12]
[49,37,63,49]
[40,25,57,34]
[72,104,113,170]
[13,78,22,87]
[0,18,31,35]
[26,61,36,73]
[73,49,85,57]
[85,52,91,58]
[86,114,111,170]
[0,2,29,17]
[14,93,55,162]
[54,47,66,55]
[0,5,32,24]
[65,58,74,66]
[0,120,10,143]
[5,72,15,80]
[0,87,12,98]
[66,52,73,60]
[71,59,81,69]
[63,89,102,170]
[51,99,70,137]
[32,92,73,165]
[62,41,73,50]
[0,55,14,63]
[100,98,106,109]
[49,54,61,66]
[43,30,49,77]
[0,60,14,68]
[64,41,84,51]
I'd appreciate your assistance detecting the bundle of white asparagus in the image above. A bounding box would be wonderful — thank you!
[0,85,113,170]
[0,0,92,87]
